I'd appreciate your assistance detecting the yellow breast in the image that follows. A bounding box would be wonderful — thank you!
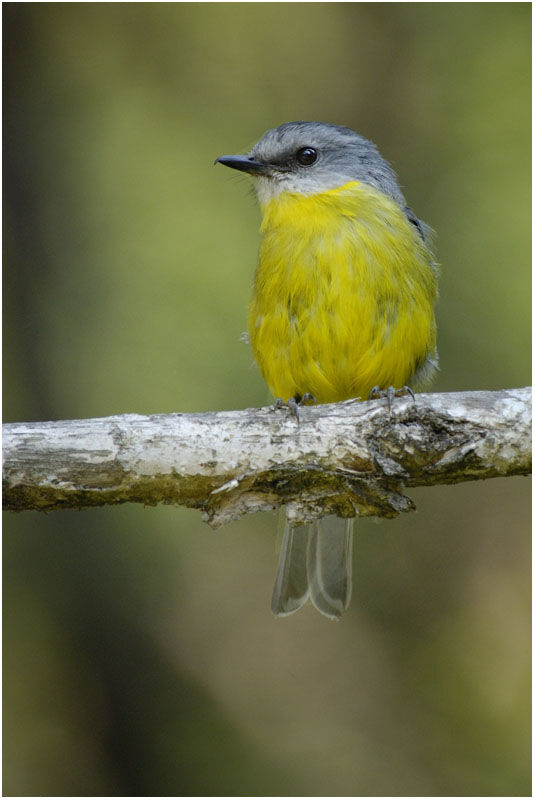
[248,181,438,403]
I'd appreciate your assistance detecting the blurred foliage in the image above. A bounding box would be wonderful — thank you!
[3,3,531,796]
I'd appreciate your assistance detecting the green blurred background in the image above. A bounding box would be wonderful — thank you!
[3,3,531,796]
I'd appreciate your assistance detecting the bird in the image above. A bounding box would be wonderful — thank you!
[216,121,438,620]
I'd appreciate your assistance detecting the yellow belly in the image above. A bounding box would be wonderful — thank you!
[248,181,438,404]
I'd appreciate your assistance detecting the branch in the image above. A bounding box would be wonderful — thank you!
[3,388,531,527]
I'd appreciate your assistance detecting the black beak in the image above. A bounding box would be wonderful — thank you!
[214,154,272,175]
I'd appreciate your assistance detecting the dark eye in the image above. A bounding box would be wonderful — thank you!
[296,147,318,166]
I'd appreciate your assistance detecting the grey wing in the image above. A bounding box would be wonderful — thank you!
[404,205,427,241]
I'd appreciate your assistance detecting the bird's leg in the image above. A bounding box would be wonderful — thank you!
[368,385,416,412]
[273,392,317,422]
[287,397,301,419]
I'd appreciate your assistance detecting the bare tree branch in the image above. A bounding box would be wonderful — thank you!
[3,387,531,526]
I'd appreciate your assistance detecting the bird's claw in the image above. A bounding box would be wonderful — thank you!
[273,393,317,422]
[368,385,415,412]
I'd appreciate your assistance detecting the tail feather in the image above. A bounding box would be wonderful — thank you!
[307,517,353,620]
[271,521,310,616]
[271,515,354,619]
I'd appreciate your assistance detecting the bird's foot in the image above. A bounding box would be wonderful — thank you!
[273,393,317,421]
[368,385,415,413]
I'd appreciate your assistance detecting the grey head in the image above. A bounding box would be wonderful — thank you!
[216,121,408,210]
